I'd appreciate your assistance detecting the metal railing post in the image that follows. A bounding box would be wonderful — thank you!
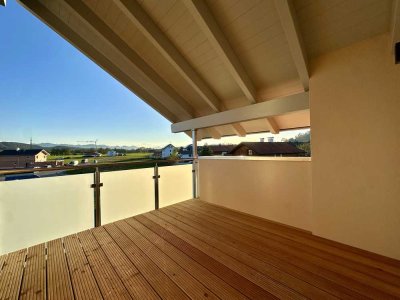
[91,167,103,227]
[153,163,160,209]
[192,129,199,198]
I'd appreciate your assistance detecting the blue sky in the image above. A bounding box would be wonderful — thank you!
[0,1,307,148]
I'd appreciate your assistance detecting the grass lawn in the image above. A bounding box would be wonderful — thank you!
[48,152,152,164]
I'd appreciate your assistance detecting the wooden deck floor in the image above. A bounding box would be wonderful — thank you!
[1,200,400,299]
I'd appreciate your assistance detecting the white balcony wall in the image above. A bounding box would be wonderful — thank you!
[159,164,193,208]
[310,34,400,260]
[199,157,312,231]
[0,174,94,255]
[100,168,155,224]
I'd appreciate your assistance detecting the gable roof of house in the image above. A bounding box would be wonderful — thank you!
[229,142,305,155]
[162,144,174,150]
[208,144,236,153]
[0,149,49,156]
[179,150,192,156]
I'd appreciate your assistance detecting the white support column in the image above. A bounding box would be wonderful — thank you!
[192,129,199,199]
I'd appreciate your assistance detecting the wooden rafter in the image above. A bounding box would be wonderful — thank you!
[185,0,257,104]
[266,117,280,134]
[275,0,309,91]
[18,0,179,123]
[116,0,246,138]
[64,0,195,120]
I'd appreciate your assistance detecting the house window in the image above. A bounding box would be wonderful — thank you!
[248,150,253,156]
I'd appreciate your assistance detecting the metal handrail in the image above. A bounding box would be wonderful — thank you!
[0,158,193,176]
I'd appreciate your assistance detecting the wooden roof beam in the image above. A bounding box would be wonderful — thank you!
[64,0,195,120]
[172,92,308,133]
[185,0,257,103]
[116,0,246,137]
[266,117,280,134]
[275,0,309,91]
[18,0,179,123]
[390,0,400,56]
[115,0,222,113]
[207,128,222,139]
[231,123,246,137]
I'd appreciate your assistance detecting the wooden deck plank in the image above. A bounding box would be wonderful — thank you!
[125,216,249,300]
[173,202,400,298]
[19,244,46,300]
[103,222,190,300]
[91,226,160,300]
[1,199,400,299]
[144,211,298,299]
[76,230,131,300]
[0,249,26,300]
[190,200,400,274]
[181,201,400,286]
[115,219,218,300]
[166,204,392,299]
[166,204,363,299]
[0,255,7,272]
[63,234,103,300]
[47,239,75,300]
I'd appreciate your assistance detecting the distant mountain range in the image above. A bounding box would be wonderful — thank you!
[0,141,138,151]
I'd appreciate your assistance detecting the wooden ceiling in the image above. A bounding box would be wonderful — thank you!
[19,0,397,139]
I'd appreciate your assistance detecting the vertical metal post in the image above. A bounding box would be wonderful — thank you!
[153,163,160,209]
[91,167,103,227]
[192,129,199,198]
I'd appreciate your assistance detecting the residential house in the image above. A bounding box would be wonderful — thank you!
[107,150,118,156]
[208,144,236,156]
[0,149,49,169]
[230,142,306,157]
[161,144,175,159]
[179,149,192,159]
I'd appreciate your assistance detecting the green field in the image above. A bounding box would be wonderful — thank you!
[48,152,152,164]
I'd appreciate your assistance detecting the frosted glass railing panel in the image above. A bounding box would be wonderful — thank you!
[159,164,193,208]
[101,168,154,224]
[0,174,94,255]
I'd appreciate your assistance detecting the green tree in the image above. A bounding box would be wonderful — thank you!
[169,148,179,160]
[288,131,310,143]
[288,130,311,156]
[200,144,213,156]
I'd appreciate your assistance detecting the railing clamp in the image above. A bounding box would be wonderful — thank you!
[153,164,160,210]
[92,167,103,227]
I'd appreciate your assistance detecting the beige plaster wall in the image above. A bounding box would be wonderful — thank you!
[198,157,312,231]
[310,34,400,260]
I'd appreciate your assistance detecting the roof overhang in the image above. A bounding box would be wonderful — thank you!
[17,0,395,140]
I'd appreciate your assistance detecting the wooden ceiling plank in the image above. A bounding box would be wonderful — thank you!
[171,92,309,133]
[18,0,179,123]
[185,0,257,103]
[390,0,400,54]
[266,117,280,134]
[115,0,223,112]
[64,0,195,120]
[274,0,309,91]
[116,0,247,137]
